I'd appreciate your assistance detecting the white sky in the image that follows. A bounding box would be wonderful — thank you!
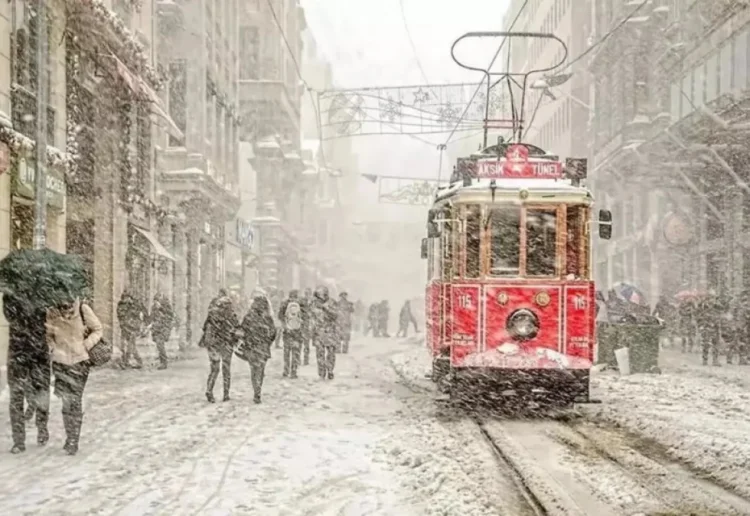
[301,0,511,220]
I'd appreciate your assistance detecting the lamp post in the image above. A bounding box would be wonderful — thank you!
[33,0,48,249]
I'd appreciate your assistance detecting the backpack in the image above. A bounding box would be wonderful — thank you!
[285,301,302,331]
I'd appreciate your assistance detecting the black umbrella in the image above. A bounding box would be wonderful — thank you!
[0,248,90,309]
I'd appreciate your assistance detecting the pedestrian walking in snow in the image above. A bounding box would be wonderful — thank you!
[46,298,103,455]
[697,292,721,366]
[652,295,677,348]
[336,292,354,353]
[396,300,419,338]
[378,300,391,338]
[364,303,379,337]
[151,293,174,370]
[270,289,284,350]
[279,290,304,378]
[238,296,276,403]
[678,298,696,353]
[117,290,147,369]
[200,289,239,402]
[312,286,338,380]
[4,292,50,454]
[301,288,314,365]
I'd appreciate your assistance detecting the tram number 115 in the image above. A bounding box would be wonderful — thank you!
[457,294,473,309]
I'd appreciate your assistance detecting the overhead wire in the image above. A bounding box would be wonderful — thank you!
[518,1,647,143]
[441,0,530,149]
[560,0,647,72]
[436,0,530,184]
[265,0,331,171]
[398,0,433,87]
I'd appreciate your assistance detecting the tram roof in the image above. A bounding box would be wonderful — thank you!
[434,178,593,205]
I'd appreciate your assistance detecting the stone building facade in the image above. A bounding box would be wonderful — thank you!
[590,0,750,302]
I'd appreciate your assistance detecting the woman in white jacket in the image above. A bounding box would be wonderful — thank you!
[46,298,102,455]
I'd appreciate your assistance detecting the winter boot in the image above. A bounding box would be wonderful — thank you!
[10,443,25,454]
[157,361,168,370]
[253,394,261,404]
[223,392,231,402]
[62,411,82,455]
[37,427,49,447]
[328,372,334,380]
[206,392,216,403]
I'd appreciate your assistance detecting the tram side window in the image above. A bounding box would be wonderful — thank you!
[442,218,454,281]
[431,237,441,280]
[566,205,588,279]
[489,208,521,276]
[465,204,481,278]
[526,208,557,277]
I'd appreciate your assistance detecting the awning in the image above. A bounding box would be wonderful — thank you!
[111,54,185,142]
[134,227,175,261]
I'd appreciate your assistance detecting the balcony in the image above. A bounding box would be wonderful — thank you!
[239,77,300,137]
[158,148,241,219]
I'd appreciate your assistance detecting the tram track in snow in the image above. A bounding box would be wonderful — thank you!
[391,356,750,514]
[475,414,750,515]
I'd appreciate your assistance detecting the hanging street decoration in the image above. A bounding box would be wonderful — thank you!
[372,175,446,206]
[319,81,513,140]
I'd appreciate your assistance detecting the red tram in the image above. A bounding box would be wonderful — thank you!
[421,31,612,404]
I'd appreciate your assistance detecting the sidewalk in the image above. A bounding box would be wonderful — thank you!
[589,351,750,498]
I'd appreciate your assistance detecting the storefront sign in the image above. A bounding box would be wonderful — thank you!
[0,142,9,175]
[236,219,254,250]
[13,156,66,209]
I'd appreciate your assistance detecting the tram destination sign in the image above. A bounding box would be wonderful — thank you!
[476,144,564,179]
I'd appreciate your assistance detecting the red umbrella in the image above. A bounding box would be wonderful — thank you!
[674,289,701,301]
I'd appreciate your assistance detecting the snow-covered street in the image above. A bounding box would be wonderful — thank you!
[392,346,750,515]
[5,336,750,515]
[0,336,521,516]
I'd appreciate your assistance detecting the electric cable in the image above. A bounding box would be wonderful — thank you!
[442,0,530,147]
[561,0,647,72]
[265,0,331,171]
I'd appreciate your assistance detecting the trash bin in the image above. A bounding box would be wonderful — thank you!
[596,322,619,367]
[596,322,661,373]
[619,324,661,374]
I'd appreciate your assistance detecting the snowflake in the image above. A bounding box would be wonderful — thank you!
[379,97,403,123]
[438,103,458,125]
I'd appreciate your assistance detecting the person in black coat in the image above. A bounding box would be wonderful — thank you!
[117,290,147,369]
[4,293,49,454]
[200,289,238,402]
[239,296,277,403]
[150,293,174,370]
[312,286,338,380]
[336,292,354,353]
[397,300,419,338]
[378,300,391,338]
[365,303,379,337]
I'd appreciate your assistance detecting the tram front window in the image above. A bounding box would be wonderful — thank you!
[526,208,557,277]
[489,207,521,276]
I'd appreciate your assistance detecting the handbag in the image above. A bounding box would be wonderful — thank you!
[80,303,113,367]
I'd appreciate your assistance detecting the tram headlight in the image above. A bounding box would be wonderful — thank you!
[506,309,540,341]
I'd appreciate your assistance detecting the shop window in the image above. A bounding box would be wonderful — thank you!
[168,60,187,147]
[489,207,520,277]
[240,27,259,80]
[706,52,718,103]
[720,40,733,95]
[735,30,748,90]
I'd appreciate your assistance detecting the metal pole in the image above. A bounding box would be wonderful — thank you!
[33,0,48,249]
